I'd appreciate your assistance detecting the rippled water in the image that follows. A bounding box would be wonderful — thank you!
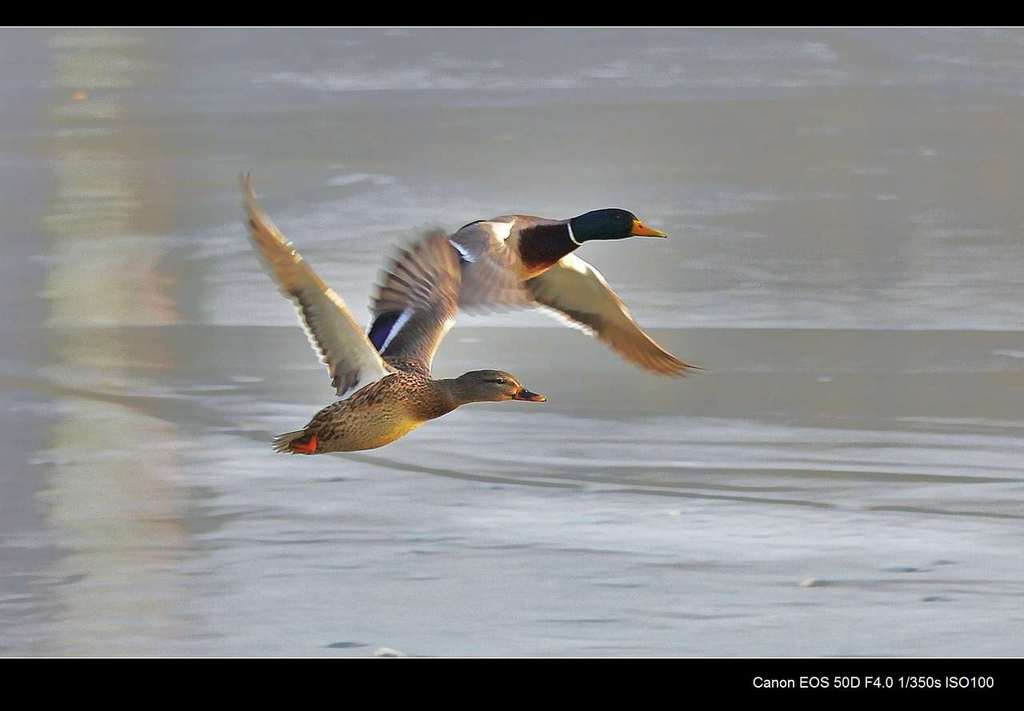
[2,28,1024,656]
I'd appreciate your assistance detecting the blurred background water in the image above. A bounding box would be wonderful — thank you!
[1,27,1023,656]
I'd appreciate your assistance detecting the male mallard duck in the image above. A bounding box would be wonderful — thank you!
[241,175,545,455]
[367,210,697,377]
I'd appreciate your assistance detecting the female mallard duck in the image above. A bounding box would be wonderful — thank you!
[241,175,545,455]
[367,210,698,377]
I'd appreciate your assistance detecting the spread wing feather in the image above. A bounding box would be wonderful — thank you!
[526,254,697,377]
[241,174,392,397]
[369,229,462,375]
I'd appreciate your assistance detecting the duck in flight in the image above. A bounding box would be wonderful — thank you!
[368,210,698,377]
[241,175,545,455]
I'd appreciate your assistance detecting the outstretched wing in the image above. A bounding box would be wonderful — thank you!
[447,219,532,310]
[369,229,462,375]
[526,254,698,376]
[241,174,392,397]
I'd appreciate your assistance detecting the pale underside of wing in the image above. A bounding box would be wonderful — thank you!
[525,254,698,377]
[447,219,533,311]
[369,229,462,375]
[240,174,392,397]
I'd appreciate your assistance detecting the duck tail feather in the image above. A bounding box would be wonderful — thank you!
[272,429,319,455]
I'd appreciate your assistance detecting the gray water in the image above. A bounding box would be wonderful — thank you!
[2,27,1024,656]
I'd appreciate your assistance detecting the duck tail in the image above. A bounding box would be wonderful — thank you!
[272,429,319,455]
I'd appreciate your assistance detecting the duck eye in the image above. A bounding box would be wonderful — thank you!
[492,378,507,385]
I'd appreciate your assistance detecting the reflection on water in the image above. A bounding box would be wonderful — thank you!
[38,29,187,654]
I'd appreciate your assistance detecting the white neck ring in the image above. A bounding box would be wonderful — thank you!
[567,223,582,247]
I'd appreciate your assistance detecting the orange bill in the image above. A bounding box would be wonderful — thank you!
[514,389,547,402]
[630,218,667,238]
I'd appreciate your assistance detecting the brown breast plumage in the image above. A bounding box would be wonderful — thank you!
[300,371,455,453]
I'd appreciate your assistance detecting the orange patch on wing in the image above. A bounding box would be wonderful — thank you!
[291,433,318,455]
